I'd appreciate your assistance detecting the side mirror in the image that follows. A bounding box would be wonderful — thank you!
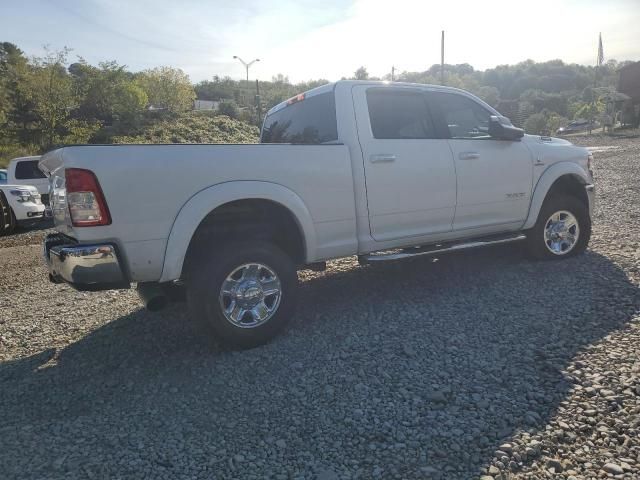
[489,115,524,140]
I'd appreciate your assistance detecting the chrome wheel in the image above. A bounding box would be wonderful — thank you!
[219,263,282,328]
[544,210,580,255]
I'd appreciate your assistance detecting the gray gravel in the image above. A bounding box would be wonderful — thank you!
[0,219,53,249]
[1,136,639,479]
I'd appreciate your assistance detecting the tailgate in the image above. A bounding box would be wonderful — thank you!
[39,148,73,236]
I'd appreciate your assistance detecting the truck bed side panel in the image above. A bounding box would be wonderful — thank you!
[46,144,357,282]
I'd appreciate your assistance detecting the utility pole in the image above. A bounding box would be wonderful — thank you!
[440,30,445,85]
[255,79,262,125]
[391,66,395,81]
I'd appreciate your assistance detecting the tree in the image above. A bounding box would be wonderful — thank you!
[0,42,35,142]
[476,86,499,107]
[19,47,77,148]
[523,110,568,135]
[353,66,369,80]
[137,66,196,113]
[71,60,147,127]
[523,113,548,135]
[217,100,239,119]
[271,74,290,84]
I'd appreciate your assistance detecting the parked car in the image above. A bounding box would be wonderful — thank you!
[40,81,595,348]
[556,119,600,135]
[7,156,49,205]
[0,184,46,235]
[0,168,7,184]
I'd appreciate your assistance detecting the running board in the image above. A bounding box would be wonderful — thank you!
[361,233,527,263]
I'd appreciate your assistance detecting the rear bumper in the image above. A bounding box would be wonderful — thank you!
[43,233,129,291]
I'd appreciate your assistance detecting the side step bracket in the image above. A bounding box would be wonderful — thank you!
[359,233,526,263]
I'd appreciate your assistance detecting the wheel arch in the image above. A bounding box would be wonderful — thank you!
[159,181,316,282]
[523,162,592,230]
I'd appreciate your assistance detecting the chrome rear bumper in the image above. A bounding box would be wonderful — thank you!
[43,233,129,291]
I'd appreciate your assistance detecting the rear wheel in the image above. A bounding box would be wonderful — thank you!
[187,241,298,349]
[526,193,591,260]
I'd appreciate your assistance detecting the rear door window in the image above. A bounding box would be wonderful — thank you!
[366,89,436,139]
[15,160,46,179]
[261,91,337,144]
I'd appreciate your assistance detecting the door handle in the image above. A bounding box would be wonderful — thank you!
[370,154,397,163]
[459,152,480,160]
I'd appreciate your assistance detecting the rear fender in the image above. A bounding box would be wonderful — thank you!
[160,181,315,282]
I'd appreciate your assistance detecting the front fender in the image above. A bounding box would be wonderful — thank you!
[159,181,316,282]
[523,162,591,230]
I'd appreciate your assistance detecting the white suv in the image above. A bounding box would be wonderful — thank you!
[7,156,49,205]
[0,184,46,235]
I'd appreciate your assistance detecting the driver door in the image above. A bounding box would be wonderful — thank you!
[426,91,533,231]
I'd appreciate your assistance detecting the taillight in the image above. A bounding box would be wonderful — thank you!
[287,93,305,105]
[65,168,111,226]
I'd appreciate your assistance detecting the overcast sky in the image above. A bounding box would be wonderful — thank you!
[2,0,639,83]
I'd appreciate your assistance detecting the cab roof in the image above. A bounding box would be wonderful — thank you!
[266,80,497,116]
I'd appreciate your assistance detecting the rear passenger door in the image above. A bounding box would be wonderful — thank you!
[353,86,456,242]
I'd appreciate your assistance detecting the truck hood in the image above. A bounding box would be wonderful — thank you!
[522,134,589,159]
[521,134,590,188]
[522,134,573,147]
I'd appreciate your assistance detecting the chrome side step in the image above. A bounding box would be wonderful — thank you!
[361,233,527,263]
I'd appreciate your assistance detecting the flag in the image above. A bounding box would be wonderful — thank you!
[597,33,604,67]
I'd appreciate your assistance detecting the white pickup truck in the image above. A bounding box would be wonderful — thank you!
[40,81,594,348]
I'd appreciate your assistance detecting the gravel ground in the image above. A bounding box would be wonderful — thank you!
[1,136,639,480]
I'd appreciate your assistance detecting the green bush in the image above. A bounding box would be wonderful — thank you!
[524,113,548,135]
[523,110,568,136]
[217,101,239,119]
[111,112,259,144]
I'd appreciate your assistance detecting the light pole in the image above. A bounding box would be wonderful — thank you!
[233,55,260,84]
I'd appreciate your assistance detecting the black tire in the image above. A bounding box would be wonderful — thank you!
[186,241,298,349]
[0,206,17,236]
[0,191,10,235]
[526,193,591,260]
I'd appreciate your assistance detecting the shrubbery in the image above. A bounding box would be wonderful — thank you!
[524,110,569,135]
[111,113,259,144]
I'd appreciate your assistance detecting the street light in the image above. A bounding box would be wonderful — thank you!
[233,55,260,83]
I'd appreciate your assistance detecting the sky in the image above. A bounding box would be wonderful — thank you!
[1,0,639,83]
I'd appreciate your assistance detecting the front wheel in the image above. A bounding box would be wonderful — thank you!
[187,241,298,349]
[0,206,17,236]
[525,193,591,260]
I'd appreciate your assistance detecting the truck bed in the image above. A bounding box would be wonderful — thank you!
[39,144,357,282]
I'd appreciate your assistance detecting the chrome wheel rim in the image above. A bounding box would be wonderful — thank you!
[544,210,580,255]
[219,263,282,328]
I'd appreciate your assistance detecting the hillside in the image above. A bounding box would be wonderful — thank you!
[111,113,260,144]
